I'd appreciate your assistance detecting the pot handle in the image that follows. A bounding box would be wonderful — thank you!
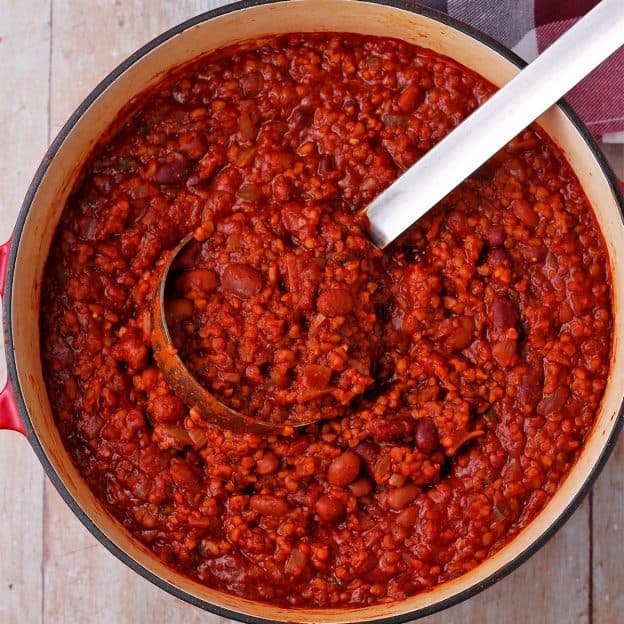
[0,237,25,435]
[0,382,24,435]
[0,234,11,298]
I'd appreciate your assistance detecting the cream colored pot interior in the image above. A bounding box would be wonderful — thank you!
[9,1,624,622]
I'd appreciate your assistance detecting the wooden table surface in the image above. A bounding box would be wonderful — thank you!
[0,2,622,623]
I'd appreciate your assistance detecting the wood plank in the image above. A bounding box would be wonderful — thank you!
[0,2,50,623]
[44,3,230,622]
[593,435,624,623]
[592,143,624,624]
[49,0,222,138]
[427,499,590,624]
[600,142,624,180]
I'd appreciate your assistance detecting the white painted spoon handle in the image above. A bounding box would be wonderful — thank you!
[367,0,624,248]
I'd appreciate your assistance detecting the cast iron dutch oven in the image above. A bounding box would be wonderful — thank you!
[2,1,624,622]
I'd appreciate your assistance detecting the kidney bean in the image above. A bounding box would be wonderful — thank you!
[490,296,518,332]
[387,484,419,510]
[315,495,346,523]
[446,210,469,236]
[250,494,290,516]
[349,477,373,498]
[370,418,414,444]
[506,156,526,182]
[354,442,380,474]
[318,154,336,175]
[396,505,420,528]
[238,113,257,141]
[284,548,308,576]
[203,190,235,221]
[371,353,395,385]
[197,145,227,180]
[289,107,313,127]
[327,451,361,486]
[77,414,104,440]
[537,386,569,415]
[236,183,260,201]
[415,418,439,454]
[317,287,354,317]
[256,452,280,475]
[516,241,546,264]
[437,315,474,351]
[383,114,409,128]
[453,315,475,350]
[488,247,511,270]
[153,154,190,185]
[178,131,206,160]
[221,263,263,298]
[174,268,218,295]
[188,516,216,530]
[487,225,505,247]
[397,85,423,113]
[240,71,264,98]
[353,552,378,577]
[511,199,538,228]
[517,371,543,408]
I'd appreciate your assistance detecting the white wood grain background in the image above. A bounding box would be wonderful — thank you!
[0,2,622,623]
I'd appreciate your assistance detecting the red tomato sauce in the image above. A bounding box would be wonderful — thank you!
[41,34,612,607]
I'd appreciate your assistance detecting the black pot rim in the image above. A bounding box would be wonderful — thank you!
[4,1,624,622]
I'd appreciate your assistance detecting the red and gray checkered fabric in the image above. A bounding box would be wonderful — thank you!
[416,0,624,141]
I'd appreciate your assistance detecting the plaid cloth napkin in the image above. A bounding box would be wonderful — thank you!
[417,0,624,142]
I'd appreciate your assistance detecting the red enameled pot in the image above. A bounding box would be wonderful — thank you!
[2,1,624,622]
